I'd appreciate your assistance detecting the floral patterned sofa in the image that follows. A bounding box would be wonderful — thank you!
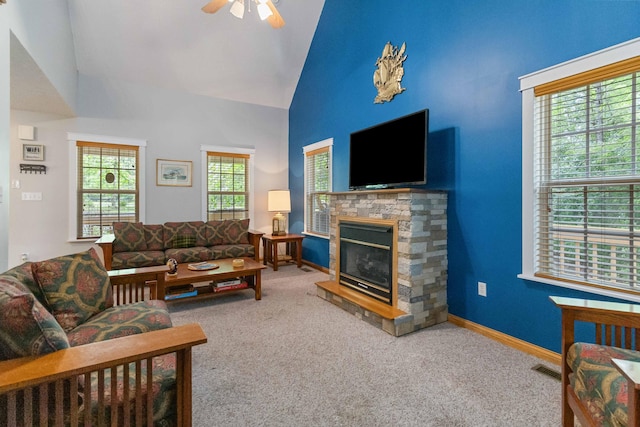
[551,296,640,427]
[97,219,264,271]
[0,248,206,426]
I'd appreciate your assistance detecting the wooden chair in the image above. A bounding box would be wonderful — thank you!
[551,296,640,426]
[0,266,207,426]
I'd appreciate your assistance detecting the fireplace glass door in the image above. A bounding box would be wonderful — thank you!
[339,221,393,304]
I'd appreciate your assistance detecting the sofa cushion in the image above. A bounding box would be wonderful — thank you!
[567,342,639,426]
[165,247,211,264]
[163,221,207,248]
[210,244,255,260]
[208,219,250,245]
[3,261,47,307]
[0,275,69,361]
[67,300,172,346]
[112,222,148,253]
[205,220,224,246]
[112,250,166,270]
[31,248,114,333]
[144,224,165,251]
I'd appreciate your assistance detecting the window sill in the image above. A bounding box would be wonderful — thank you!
[518,273,640,304]
[67,238,100,244]
[302,231,329,240]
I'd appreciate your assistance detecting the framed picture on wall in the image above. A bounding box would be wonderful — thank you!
[156,159,192,187]
[22,144,44,161]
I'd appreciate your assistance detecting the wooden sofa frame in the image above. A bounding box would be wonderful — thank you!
[0,266,207,426]
[551,296,640,426]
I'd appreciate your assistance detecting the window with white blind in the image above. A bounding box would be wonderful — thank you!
[520,39,640,300]
[76,141,140,239]
[206,151,250,220]
[303,139,333,237]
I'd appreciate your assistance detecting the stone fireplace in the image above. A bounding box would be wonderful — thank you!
[316,188,447,336]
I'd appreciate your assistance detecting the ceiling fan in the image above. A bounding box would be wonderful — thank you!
[202,0,285,29]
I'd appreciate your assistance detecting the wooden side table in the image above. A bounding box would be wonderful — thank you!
[262,233,305,271]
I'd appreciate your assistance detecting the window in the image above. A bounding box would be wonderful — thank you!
[520,39,640,300]
[303,139,333,236]
[206,151,250,220]
[76,141,139,239]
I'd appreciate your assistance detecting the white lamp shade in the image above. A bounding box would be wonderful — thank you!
[268,190,291,212]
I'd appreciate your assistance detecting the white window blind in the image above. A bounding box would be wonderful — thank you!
[304,140,332,236]
[207,151,249,220]
[533,58,640,293]
[77,141,139,239]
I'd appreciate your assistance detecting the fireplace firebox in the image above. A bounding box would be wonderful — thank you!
[339,221,394,305]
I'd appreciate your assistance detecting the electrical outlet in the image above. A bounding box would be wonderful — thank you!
[20,253,29,262]
[478,281,487,297]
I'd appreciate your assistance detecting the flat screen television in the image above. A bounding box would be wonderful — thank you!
[349,109,428,190]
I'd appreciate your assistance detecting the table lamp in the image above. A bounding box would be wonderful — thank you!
[268,190,291,236]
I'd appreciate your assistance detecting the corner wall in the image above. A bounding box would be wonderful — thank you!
[289,0,640,352]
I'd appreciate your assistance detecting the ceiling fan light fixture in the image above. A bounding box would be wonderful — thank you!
[230,0,245,19]
[257,3,273,20]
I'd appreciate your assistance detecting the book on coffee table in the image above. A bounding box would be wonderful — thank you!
[187,262,219,271]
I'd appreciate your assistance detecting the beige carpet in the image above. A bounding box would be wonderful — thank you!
[168,266,561,426]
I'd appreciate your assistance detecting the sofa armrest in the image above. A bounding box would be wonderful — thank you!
[612,358,640,425]
[0,323,207,427]
[109,265,168,304]
[95,234,115,270]
[248,229,265,262]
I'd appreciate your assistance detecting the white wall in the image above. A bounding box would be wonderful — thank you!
[9,111,85,267]
[1,11,10,272]
[9,0,77,112]
[4,1,289,270]
[7,75,289,268]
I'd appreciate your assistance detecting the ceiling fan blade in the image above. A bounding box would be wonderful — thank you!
[201,0,228,14]
[265,0,285,29]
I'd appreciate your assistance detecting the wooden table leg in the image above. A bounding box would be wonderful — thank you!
[273,242,279,271]
[262,238,268,266]
[254,270,262,300]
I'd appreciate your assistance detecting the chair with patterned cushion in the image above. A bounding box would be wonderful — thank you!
[551,296,640,427]
[0,248,207,426]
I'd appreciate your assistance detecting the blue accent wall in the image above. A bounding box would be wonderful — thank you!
[289,0,640,352]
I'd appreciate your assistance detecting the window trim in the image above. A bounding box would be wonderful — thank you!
[519,37,640,303]
[303,138,333,239]
[68,132,146,242]
[200,144,255,222]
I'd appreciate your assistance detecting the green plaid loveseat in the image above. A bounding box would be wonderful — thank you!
[0,248,207,426]
[97,219,264,270]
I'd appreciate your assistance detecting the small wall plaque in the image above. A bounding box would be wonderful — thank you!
[22,144,44,161]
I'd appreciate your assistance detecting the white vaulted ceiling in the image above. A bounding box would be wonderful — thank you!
[11,0,325,114]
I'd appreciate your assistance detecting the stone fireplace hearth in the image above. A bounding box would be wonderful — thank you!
[316,188,447,336]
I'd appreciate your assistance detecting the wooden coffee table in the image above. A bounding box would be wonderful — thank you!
[161,257,266,301]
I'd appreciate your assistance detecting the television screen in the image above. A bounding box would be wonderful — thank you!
[349,109,428,190]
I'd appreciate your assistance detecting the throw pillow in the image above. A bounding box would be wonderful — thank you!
[31,248,114,333]
[113,222,148,253]
[173,235,196,249]
[163,221,206,248]
[0,275,69,361]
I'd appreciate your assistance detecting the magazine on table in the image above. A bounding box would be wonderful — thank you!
[187,261,219,271]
